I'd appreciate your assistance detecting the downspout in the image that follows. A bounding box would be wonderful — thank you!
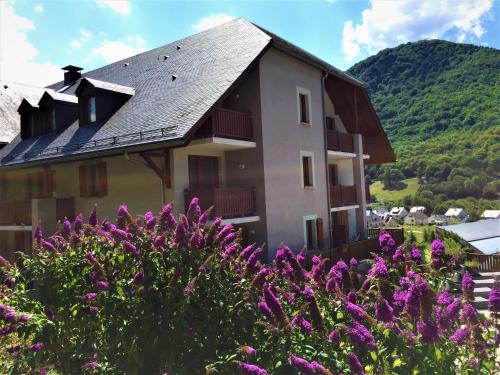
[321,71,333,250]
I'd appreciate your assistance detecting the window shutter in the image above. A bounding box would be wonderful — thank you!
[98,162,108,196]
[302,157,311,187]
[79,165,88,197]
[316,218,324,250]
[25,174,32,199]
[43,168,54,198]
[37,172,43,199]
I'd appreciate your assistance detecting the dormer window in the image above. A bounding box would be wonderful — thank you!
[49,108,56,132]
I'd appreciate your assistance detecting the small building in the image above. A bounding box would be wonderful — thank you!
[404,211,429,226]
[366,209,385,228]
[437,219,500,255]
[481,210,500,219]
[410,206,426,214]
[429,214,451,226]
[445,208,468,222]
[384,216,399,228]
[390,207,408,219]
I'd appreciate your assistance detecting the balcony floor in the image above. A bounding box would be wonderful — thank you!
[331,204,359,212]
[188,137,256,152]
[209,215,260,225]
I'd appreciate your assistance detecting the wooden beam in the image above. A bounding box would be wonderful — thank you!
[139,149,171,189]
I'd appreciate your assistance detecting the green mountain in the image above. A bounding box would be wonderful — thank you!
[347,40,500,217]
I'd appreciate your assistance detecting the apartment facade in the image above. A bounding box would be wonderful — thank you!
[0,19,394,261]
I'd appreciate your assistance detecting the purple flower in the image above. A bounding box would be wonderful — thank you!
[349,257,358,268]
[375,298,394,322]
[96,280,109,291]
[238,362,268,375]
[222,243,238,259]
[404,284,421,318]
[258,301,272,317]
[328,330,340,345]
[263,286,284,321]
[74,214,83,232]
[417,319,439,343]
[0,305,8,314]
[82,361,98,369]
[45,307,56,318]
[81,306,99,315]
[289,356,317,374]
[461,272,474,295]
[29,342,44,352]
[347,352,366,375]
[62,219,72,235]
[19,314,30,323]
[447,298,461,321]
[437,291,454,306]
[89,206,98,226]
[123,241,138,256]
[42,240,56,252]
[174,215,189,246]
[241,345,256,357]
[85,252,97,263]
[290,314,313,333]
[460,302,478,323]
[247,247,263,269]
[346,302,367,321]
[153,235,165,249]
[0,326,14,335]
[79,293,98,302]
[431,238,445,257]
[349,321,377,350]
[34,226,43,242]
[369,257,388,278]
[111,227,128,241]
[4,311,16,320]
[488,280,500,312]
[410,245,422,264]
[239,244,255,260]
[117,204,129,218]
[133,271,144,285]
[450,326,469,345]
[392,247,405,262]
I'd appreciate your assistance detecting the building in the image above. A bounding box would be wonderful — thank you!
[445,208,468,222]
[481,210,500,219]
[0,19,394,260]
[366,209,385,228]
[404,211,429,226]
[390,207,408,219]
[409,206,426,214]
[437,219,500,255]
[384,216,399,228]
[428,214,451,226]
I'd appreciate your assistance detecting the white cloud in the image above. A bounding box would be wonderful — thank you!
[87,36,147,64]
[34,4,44,13]
[192,13,236,32]
[342,0,494,62]
[95,0,131,16]
[0,1,61,86]
[70,28,93,49]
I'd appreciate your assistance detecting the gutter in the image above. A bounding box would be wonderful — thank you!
[320,71,333,250]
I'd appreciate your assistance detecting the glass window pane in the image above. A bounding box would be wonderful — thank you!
[88,96,96,123]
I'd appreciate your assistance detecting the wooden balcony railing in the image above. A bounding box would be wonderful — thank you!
[211,108,253,140]
[327,130,354,153]
[185,187,256,218]
[467,253,500,272]
[368,228,405,245]
[0,197,75,226]
[330,185,357,207]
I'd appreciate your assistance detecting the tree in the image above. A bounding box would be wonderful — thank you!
[381,168,405,190]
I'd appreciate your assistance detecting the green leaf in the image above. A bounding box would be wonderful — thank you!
[370,351,378,361]
[393,358,402,368]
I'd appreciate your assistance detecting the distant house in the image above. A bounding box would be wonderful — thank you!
[481,210,500,219]
[429,214,451,226]
[366,210,385,228]
[384,216,399,228]
[410,206,426,214]
[445,208,468,222]
[390,207,408,219]
[404,211,429,226]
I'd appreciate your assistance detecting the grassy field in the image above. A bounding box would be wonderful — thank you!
[370,177,420,202]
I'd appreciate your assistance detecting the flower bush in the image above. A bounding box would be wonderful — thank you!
[0,199,498,374]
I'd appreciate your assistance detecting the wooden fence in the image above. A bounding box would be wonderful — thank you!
[467,253,500,272]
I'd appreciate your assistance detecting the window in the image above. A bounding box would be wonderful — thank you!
[88,96,96,123]
[303,214,318,250]
[297,87,311,125]
[79,162,107,197]
[29,114,36,137]
[300,151,314,188]
[26,168,54,199]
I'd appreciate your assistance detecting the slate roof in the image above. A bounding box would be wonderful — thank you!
[0,18,367,167]
[0,81,50,143]
[77,78,135,96]
[438,219,500,255]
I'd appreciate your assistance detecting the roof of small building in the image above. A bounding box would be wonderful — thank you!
[481,210,500,219]
[438,219,500,255]
[390,207,406,214]
[406,211,428,219]
[410,206,426,213]
[0,18,393,167]
[445,208,466,217]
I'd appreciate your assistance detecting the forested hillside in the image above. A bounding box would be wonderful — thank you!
[347,40,500,217]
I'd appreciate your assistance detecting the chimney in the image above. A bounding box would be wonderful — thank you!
[62,65,83,85]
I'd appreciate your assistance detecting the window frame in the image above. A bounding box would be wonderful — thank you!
[296,86,312,126]
[300,150,315,188]
[303,214,318,250]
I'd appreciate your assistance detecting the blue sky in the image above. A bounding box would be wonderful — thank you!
[1,0,498,86]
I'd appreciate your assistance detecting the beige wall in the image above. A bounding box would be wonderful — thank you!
[259,48,331,256]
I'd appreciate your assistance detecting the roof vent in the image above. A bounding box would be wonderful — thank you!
[163,55,169,60]
[171,75,178,81]
[176,45,181,50]
[3,85,8,89]
[62,65,83,85]
[124,62,129,67]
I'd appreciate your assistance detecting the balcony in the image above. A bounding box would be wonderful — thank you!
[196,108,253,141]
[184,187,256,219]
[330,185,357,207]
[327,129,354,153]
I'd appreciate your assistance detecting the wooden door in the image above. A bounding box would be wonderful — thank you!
[329,165,338,186]
[331,211,349,246]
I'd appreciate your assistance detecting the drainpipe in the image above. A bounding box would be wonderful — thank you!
[321,71,332,250]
